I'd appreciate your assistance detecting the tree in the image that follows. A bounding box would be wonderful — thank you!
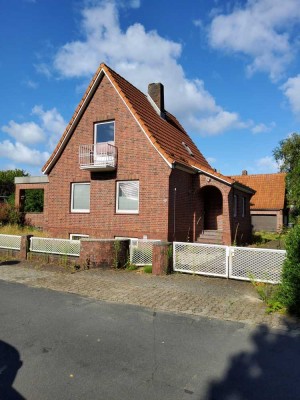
[273,133,300,212]
[0,169,29,204]
[23,189,44,212]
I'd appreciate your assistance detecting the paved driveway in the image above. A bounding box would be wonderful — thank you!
[0,261,298,330]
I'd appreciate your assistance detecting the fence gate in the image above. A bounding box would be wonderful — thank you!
[173,242,228,278]
[173,242,286,284]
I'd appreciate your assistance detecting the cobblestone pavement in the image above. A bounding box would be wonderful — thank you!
[0,261,298,331]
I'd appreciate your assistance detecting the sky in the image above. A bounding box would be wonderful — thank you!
[1,0,300,176]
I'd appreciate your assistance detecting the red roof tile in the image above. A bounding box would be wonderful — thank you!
[42,63,237,186]
[230,173,286,210]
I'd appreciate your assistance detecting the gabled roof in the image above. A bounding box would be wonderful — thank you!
[42,63,244,187]
[230,173,286,210]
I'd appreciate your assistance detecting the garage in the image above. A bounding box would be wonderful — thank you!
[251,214,277,232]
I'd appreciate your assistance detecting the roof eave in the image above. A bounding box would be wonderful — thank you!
[43,68,106,175]
[233,182,256,195]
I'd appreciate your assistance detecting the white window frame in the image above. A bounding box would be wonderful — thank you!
[94,121,115,144]
[116,180,139,214]
[71,183,90,213]
[234,194,238,218]
[70,234,89,240]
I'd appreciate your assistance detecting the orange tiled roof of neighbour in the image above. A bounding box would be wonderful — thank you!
[230,172,286,210]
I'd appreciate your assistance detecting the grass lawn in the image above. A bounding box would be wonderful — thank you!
[0,224,49,237]
[251,230,287,250]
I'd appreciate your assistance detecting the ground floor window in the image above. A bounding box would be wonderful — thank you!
[116,181,139,213]
[71,183,90,212]
[70,234,89,240]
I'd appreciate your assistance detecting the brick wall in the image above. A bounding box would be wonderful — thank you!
[44,75,170,240]
[168,168,195,242]
[229,188,253,244]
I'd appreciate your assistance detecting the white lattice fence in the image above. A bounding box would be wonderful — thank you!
[173,242,228,278]
[130,239,160,266]
[173,242,286,283]
[30,237,80,256]
[229,247,286,284]
[0,234,22,250]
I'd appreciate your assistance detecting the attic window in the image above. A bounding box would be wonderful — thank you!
[182,142,194,156]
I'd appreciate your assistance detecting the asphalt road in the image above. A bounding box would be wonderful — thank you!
[0,281,300,400]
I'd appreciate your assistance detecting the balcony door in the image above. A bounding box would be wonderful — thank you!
[94,121,115,165]
[94,121,115,145]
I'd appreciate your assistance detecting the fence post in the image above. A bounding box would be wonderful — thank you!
[19,235,32,260]
[152,242,172,275]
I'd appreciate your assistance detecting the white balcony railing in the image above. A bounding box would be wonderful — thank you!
[79,143,117,171]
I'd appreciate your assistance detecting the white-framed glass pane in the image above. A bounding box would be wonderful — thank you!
[72,183,90,212]
[117,181,139,213]
[234,195,237,217]
[242,197,246,217]
[95,121,114,143]
[70,234,89,240]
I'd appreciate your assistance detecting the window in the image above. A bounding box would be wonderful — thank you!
[116,181,139,213]
[234,194,238,217]
[182,141,194,156]
[94,121,115,144]
[70,234,89,240]
[242,197,246,218]
[71,183,90,212]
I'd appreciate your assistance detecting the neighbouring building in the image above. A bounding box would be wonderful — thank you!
[230,171,287,232]
[15,63,255,245]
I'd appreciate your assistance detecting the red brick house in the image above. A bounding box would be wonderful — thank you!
[230,171,287,232]
[15,63,254,245]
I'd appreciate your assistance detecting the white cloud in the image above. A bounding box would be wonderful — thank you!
[208,0,300,81]
[32,106,67,148]
[251,122,276,134]
[2,121,45,144]
[193,19,203,28]
[206,156,216,164]
[0,106,67,171]
[256,156,279,172]
[0,140,49,166]
[188,110,246,135]
[281,74,300,115]
[128,0,140,8]
[51,0,246,136]
[23,79,38,89]
[35,63,52,78]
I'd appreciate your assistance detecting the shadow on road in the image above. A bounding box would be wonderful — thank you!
[206,320,300,400]
[0,260,20,266]
[0,340,25,400]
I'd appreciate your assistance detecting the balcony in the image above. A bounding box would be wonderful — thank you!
[79,143,117,171]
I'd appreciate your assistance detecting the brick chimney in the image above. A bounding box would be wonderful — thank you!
[148,83,165,112]
[242,170,248,175]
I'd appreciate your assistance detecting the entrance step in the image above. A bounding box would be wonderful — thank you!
[197,230,223,245]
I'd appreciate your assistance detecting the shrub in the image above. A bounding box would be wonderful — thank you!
[0,203,24,226]
[278,224,300,315]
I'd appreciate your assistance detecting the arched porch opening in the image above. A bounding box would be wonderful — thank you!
[200,186,223,231]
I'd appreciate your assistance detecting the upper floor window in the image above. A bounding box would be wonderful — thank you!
[116,181,139,214]
[71,183,90,213]
[94,121,115,144]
